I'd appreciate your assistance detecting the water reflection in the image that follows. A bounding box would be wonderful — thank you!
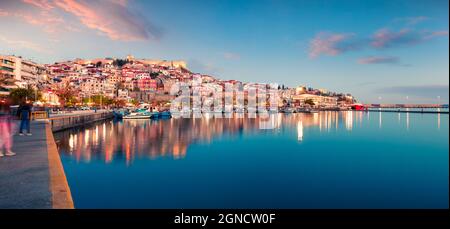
[55,111,444,165]
[379,112,382,128]
[297,120,303,142]
[438,113,440,129]
[406,112,410,130]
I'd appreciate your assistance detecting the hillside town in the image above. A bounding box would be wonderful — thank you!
[0,54,356,112]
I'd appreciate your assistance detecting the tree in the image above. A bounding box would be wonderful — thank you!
[150,72,159,79]
[112,59,129,67]
[130,99,139,106]
[9,87,41,104]
[304,99,315,106]
[55,84,77,107]
[113,99,126,108]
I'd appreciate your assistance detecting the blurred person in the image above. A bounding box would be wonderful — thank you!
[0,100,16,157]
[17,101,33,136]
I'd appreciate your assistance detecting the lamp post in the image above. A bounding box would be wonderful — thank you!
[378,96,382,111]
[437,96,441,112]
[406,96,409,111]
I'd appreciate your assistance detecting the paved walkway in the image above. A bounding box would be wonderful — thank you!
[0,121,52,208]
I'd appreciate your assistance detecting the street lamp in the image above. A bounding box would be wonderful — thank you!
[378,96,382,111]
[437,96,441,112]
[406,96,409,111]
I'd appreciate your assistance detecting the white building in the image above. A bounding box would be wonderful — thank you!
[0,55,46,87]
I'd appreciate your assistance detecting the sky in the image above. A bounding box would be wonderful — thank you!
[0,0,448,104]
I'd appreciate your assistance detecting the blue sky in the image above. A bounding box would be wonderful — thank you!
[0,0,448,103]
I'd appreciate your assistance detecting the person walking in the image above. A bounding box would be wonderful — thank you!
[17,102,33,136]
[0,101,16,157]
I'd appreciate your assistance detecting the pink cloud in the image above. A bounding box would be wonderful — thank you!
[52,0,161,41]
[372,28,448,48]
[0,9,9,16]
[7,0,160,41]
[309,32,356,58]
[372,28,418,48]
[9,10,67,33]
[22,0,54,11]
[425,30,449,39]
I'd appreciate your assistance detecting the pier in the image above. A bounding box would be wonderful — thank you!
[364,109,449,114]
[0,111,113,208]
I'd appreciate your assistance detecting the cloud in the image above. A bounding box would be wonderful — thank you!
[309,32,362,58]
[424,30,449,39]
[375,85,449,98]
[1,1,78,34]
[223,52,240,60]
[357,56,400,65]
[22,0,54,10]
[308,17,448,60]
[52,0,162,41]
[0,9,9,16]
[3,0,162,41]
[0,35,48,53]
[371,28,448,49]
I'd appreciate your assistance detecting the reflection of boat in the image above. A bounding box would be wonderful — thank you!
[351,103,365,111]
[150,111,172,119]
[159,111,172,118]
[296,108,318,113]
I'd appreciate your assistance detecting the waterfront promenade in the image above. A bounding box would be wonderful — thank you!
[0,121,60,208]
[0,111,113,209]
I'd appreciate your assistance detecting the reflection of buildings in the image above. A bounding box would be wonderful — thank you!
[55,112,365,165]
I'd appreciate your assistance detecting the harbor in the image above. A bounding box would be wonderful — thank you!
[53,110,447,208]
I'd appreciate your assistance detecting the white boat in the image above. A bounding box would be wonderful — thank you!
[123,112,152,119]
[284,107,295,113]
[123,108,152,119]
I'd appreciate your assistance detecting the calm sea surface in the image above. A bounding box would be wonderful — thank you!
[54,111,449,209]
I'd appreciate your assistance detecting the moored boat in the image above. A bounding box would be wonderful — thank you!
[123,108,152,119]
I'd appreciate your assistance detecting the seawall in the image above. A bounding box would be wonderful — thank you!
[49,111,114,132]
